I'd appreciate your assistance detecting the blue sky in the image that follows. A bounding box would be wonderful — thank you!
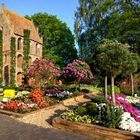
[0,0,79,34]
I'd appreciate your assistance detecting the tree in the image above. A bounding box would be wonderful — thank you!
[25,13,77,67]
[63,59,93,90]
[95,39,114,100]
[74,0,140,61]
[96,39,131,105]
[26,58,61,88]
[122,53,140,96]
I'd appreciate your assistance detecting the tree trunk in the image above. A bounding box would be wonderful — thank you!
[111,76,115,105]
[105,76,108,101]
[131,74,134,96]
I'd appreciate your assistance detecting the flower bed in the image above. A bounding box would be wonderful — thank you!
[44,85,89,101]
[53,117,140,140]
[60,94,140,133]
[0,87,92,115]
[0,89,54,114]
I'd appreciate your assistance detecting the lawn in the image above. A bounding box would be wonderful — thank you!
[80,85,101,93]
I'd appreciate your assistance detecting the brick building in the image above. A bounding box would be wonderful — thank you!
[0,4,43,86]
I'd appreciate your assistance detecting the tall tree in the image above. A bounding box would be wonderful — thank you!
[25,13,77,67]
[75,0,140,61]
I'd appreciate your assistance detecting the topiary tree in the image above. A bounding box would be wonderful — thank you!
[26,58,61,88]
[122,53,140,96]
[96,39,131,105]
[63,59,93,90]
[95,39,113,100]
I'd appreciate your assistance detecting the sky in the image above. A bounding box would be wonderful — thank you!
[0,0,79,34]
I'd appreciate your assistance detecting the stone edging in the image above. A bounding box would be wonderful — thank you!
[52,117,140,140]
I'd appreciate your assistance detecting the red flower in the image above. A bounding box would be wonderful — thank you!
[3,101,19,111]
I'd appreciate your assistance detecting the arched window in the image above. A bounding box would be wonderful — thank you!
[35,43,38,55]
[17,72,22,86]
[17,38,22,50]
[17,54,23,68]
[4,65,9,86]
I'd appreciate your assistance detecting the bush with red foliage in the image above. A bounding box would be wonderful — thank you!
[3,101,19,112]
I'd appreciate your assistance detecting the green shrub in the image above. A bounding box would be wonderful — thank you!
[86,102,99,116]
[107,85,120,95]
[61,110,94,124]
[91,96,106,104]
[70,90,81,97]
[75,106,87,116]
[80,89,89,93]
[99,105,123,128]
[120,86,131,96]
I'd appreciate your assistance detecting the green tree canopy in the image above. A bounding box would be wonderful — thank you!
[25,13,77,67]
[75,0,140,61]
[96,39,133,104]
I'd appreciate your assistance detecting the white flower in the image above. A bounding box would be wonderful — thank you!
[119,112,140,132]
[125,96,140,104]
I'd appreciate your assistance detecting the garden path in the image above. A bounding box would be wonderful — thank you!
[15,94,93,128]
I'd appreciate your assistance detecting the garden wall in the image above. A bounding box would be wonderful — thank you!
[53,117,140,140]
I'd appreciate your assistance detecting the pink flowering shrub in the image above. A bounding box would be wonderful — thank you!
[26,58,61,87]
[64,59,93,82]
[107,94,140,122]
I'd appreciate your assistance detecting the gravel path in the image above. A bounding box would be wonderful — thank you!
[16,95,91,128]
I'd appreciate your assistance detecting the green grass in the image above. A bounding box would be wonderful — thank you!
[80,85,101,93]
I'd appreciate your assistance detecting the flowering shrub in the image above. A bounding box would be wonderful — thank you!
[26,58,61,87]
[3,101,19,112]
[64,59,93,81]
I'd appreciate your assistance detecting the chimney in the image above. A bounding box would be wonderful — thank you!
[1,3,5,13]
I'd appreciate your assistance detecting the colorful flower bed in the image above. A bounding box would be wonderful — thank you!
[61,94,140,132]
[0,89,54,113]
[45,88,73,99]
[107,95,140,122]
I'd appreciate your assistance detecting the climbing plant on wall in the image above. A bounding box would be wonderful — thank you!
[0,30,3,85]
[23,29,30,72]
[10,37,16,86]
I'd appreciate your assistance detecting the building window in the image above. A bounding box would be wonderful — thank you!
[4,54,8,63]
[35,43,38,55]
[17,54,23,68]
[17,38,22,50]
[17,72,22,86]
[4,65,9,86]
[36,44,41,55]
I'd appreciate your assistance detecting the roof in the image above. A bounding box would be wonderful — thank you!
[1,4,42,44]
